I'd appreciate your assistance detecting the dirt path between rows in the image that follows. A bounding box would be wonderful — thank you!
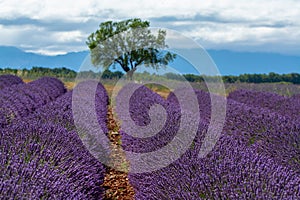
[102,106,135,200]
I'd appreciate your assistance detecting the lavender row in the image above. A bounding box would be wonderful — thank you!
[0,77,66,127]
[32,80,110,161]
[31,80,109,136]
[1,80,110,199]
[29,80,110,161]
[117,84,181,153]
[32,80,110,189]
[0,74,23,90]
[228,89,300,120]
[118,85,299,199]
[130,134,299,199]
[118,86,216,155]
[0,120,105,199]
[120,86,299,168]
[225,82,300,97]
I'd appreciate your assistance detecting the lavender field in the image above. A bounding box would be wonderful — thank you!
[0,74,299,199]
[0,75,107,199]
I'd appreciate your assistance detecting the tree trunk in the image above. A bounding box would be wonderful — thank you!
[126,68,136,80]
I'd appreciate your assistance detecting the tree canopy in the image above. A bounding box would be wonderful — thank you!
[86,18,176,79]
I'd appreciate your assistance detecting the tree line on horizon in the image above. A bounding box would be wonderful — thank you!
[0,67,299,84]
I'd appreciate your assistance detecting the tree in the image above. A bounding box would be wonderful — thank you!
[101,69,124,79]
[86,18,176,80]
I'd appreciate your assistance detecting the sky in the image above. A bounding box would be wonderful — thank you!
[0,0,300,57]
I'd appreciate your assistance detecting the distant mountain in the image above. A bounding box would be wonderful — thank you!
[208,49,300,75]
[0,46,88,71]
[0,46,299,75]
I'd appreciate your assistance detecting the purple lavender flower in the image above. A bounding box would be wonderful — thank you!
[0,74,23,90]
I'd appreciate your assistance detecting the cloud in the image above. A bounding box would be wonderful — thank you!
[0,0,300,55]
[0,24,88,55]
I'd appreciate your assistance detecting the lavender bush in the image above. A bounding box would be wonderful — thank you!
[225,82,300,97]
[32,80,110,162]
[0,77,66,127]
[0,120,105,199]
[119,85,300,199]
[117,84,181,153]
[0,74,23,90]
[228,89,300,120]
[1,78,109,199]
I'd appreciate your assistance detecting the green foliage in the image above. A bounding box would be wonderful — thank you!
[222,73,300,84]
[101,69,124,79]
[164,72,185,81]
[86,18,176,79]
[0,67,76,80]
[163,72,300,85]
[183,74,204,82]
[0,67,299,85]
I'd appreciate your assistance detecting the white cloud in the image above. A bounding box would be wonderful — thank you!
[184,23,286,43]
[52,31,85,43]
[0,24,88,54]
[0,0,300,55]
[26,49,68,56]
[1,0,299,23]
